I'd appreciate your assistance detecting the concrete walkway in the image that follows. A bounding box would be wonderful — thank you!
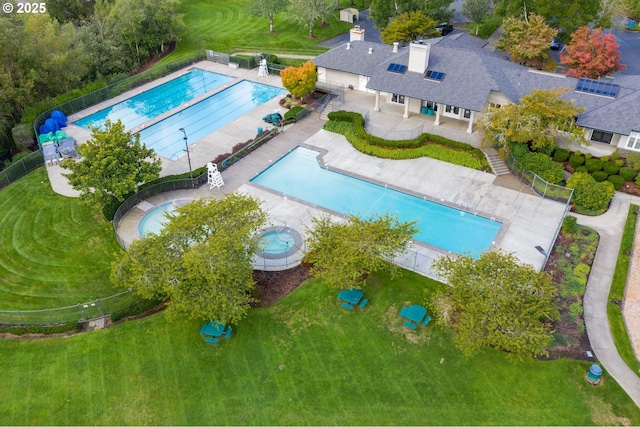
[573,192,640,407]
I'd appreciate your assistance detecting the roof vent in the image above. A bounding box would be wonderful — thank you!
[368,47,373,54]
[346,42,351,50]
[393,42,399,53]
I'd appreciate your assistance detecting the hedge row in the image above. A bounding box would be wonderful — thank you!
[324,111,490,171]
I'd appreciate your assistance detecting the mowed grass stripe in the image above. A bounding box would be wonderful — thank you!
[2,272,640,424]
[0,168,121,310]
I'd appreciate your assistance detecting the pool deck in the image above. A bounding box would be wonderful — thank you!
[115,121,565,276]
[49,59,565,275]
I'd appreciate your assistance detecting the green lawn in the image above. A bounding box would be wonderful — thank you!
[0,168,122,310]
[608,204,640,375]
[166,0,359,60]
[1,270,638,425]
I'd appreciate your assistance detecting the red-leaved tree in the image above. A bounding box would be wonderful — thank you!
[560,26,624,79]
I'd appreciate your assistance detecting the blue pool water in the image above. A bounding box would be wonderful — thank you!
[138,202,176,236]
[137,80,286,160]
[251,147,501,256]
[75,69,233,131]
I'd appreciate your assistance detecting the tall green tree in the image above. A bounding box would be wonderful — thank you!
[61,119,161,207]
[560,26,624,78]
[47,0,95,24]
[112,194,269,323]
[380,11,439,45]
[250,0,290,33]
[289,0,325,37]
[304,213,417,289]
[479,88,585,155]
[495,0,600,36]
[370,0,454,30]
[497,12,557,67]
[431,250,559,359]
[461,0,493,34]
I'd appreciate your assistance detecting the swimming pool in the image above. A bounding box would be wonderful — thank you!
[251,147,502,256]
[137,80,286,160]
[138,202,177,237]
[75,69,233,131]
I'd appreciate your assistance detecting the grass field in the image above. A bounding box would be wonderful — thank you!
[167,0,361,59]
[609,204,640,375]
[1,270,639,425]
[0,168,122,310]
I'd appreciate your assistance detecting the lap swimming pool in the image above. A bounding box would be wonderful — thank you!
[251,146,502,256]
[74,69,233,131]
[136,80,286,160]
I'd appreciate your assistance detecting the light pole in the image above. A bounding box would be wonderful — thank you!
[179,128,194,187]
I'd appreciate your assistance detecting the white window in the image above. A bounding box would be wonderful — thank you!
[391,93,405,104]
[488,102,501,110]
[627,131,640,150]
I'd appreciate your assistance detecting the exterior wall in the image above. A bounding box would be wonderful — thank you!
[484,91,512,108]
[321,69,360,89]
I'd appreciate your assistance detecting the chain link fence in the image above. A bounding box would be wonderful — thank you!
[505,153,574,205]
[0,151,44,190]
[0,290,135,326]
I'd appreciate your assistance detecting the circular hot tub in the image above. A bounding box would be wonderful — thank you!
[257,226,303,260]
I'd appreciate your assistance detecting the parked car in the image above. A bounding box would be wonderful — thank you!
[550,38,561,50]
[435,22,454,36]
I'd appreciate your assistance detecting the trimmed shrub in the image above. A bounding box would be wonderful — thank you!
[592,171,608,182]
[561,215,577,235]
[11,124,36,150]
[603,161,620,175]
[585,153,593,160]
[553,148,570,162]
[510,142,530,162]
[585,158,603,172]
[611,151,620,160]
[567,172,615,213]
[607,174,625,190]
[600,156,610,163]
[620,167,637,182]
[521,152,564,184]
[0,323,78,335]
[284,106,305,120]
[575,166,588,173]
[323,111,489,170]
[569,155,585,168]
[615,159,624,167]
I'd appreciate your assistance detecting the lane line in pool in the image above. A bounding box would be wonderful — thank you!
[127,77,244,135]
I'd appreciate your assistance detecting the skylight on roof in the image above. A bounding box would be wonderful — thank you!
[387,63,407,74]
[425,70,445,81]
[575,77,619,98]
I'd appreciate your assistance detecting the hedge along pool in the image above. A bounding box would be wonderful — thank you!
[251,146,502,256]
[136,80,286,160]
[74,69,233,131]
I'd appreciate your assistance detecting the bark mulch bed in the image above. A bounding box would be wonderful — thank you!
[252,263,311,307]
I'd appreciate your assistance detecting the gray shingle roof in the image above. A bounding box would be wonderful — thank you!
[313,36,640,134]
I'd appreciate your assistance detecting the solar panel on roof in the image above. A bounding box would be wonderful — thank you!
[387,63,407,74]
[424,70,445,81]
[575,77,619,97]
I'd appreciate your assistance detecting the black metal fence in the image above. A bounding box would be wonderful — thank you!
[0,151,45,190]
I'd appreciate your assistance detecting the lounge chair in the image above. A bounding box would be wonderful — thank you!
[359,298,368,309]
[224,326,233,339]
[340,302,354,310]
[205,337,219,344]
[403,321,417,330]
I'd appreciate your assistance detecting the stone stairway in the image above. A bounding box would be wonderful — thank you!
[483,148,511,176]
[318,97,339,120]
